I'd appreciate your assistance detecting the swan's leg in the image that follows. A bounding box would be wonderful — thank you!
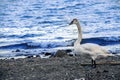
[93,60,96,68]
[91,59,96,68]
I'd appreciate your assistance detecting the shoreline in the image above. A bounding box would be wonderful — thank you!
[0,47,74,59]
[0,50,120,80]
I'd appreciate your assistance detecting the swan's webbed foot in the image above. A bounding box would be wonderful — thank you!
[91,59,96,68]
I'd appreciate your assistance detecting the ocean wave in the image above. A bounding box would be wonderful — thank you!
[0,36,119,50]
[0,40,73,49]
[82,37,120,46]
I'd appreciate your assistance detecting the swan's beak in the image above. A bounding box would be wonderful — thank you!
[69,20,73,25]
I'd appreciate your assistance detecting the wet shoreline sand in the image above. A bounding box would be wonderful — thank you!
[0,51,120,80]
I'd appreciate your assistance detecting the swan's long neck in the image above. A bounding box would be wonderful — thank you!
[76,22,82,43]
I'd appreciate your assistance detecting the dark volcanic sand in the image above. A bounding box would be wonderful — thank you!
[0,53,120,80]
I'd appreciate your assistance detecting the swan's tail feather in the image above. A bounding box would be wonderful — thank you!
[101,47,115,56]
[107,53,115,57]
[99,48,115,58]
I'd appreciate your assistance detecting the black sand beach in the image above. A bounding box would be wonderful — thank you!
[0,50,120,80]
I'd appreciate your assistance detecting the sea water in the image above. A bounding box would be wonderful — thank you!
[0,0,120,58]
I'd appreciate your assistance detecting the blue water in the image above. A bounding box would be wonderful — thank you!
[0,0,120,58]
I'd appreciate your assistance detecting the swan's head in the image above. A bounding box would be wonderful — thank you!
[69,18,79,25]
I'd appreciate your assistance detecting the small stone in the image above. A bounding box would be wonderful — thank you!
[45,52,52,56]
[36,55,40,57]
[103,70,108,73]
[55,50,67,57]
[65,49,72,53]
[97,71,100,73]
[11,58,14,60]
[27,55,33,58]
[16,49,20,52]
[112,52,117,54]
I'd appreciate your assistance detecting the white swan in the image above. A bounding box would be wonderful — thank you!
[69,19,113,67]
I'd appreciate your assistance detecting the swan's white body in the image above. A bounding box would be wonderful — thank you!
[74,41,111,60]
[70,19,113,61]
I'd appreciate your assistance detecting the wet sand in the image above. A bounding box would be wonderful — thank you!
[0,51,120,80]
